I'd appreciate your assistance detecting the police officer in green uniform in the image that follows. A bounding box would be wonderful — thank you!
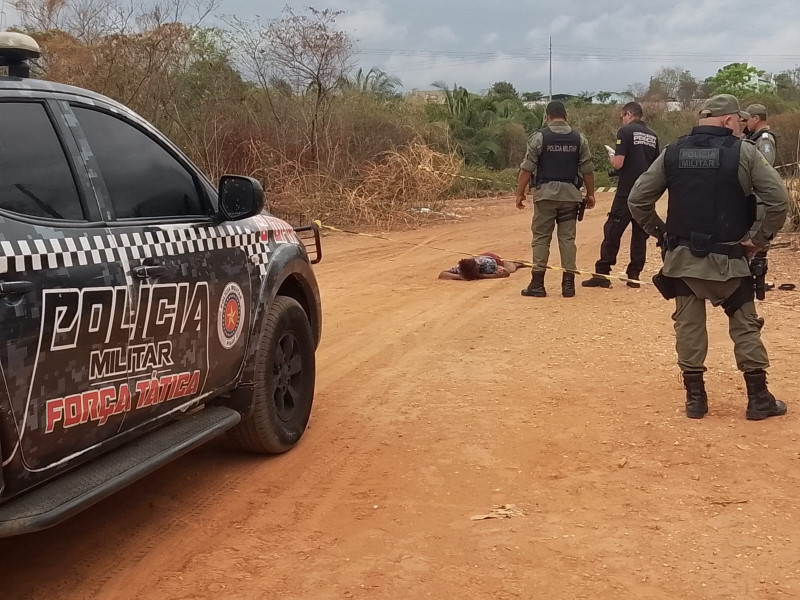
[628,94,789,421]
[744,104,778,271]
[744,104,778,166]
[516,101,595,298]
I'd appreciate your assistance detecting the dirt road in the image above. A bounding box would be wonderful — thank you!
[3,193,800,600]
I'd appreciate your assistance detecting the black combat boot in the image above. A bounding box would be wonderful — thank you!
[744,370,787,421]
[562,272,576,298]
[521,271,546,297]
[626,273,641,289]
[582,275,611,288]
[683,371,708,419]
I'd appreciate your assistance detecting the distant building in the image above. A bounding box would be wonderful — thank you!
[522,93,579,109]
[748,69,776,91]
[593,91,634,105]
[523,92,642,106]
[407,89,447,104]
[523,100,547,109]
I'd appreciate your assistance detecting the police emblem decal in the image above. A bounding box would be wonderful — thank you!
[218,282,245,349]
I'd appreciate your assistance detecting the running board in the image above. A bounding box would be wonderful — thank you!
[0,405,240,538]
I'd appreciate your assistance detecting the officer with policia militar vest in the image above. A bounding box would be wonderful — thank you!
[627,94,789,421]
[516,101,595,298]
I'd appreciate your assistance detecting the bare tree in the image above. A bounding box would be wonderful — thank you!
[267,6,353,166]
[647,66,698,106]
[14,0,217,117]
[627,82,648,102]
[226,15,282,124]
[14,0,134,42]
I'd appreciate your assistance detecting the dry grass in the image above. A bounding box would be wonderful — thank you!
[785,169,800,231]
[261,143,460,229]
[346,143,459,228]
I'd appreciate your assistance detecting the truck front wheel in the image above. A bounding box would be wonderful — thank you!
[232,296,316,453]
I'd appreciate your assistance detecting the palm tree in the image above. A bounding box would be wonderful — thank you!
[343,67,402,98]
[431,80,473,121]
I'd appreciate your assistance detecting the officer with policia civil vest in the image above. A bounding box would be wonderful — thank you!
[627,94,789,421]
[583,101,659,289]
[516,101,595,298]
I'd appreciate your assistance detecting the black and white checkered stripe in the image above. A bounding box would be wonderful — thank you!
[0,222,277,277]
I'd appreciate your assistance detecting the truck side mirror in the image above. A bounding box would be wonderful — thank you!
[218,175,265,221]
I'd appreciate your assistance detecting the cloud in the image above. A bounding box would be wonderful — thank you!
[425,25,460,44]
[382,53,550,93]
[526,15,573,43]
[336,1,408,44]
[213,0,800,94]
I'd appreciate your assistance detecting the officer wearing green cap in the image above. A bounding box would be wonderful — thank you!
[744,103,777,166]
[627,94,789,421]
[743,104,775,276]
[516,101,595,298]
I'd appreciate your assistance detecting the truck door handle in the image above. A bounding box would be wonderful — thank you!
[0,280,34,296]
[132,265,167,279]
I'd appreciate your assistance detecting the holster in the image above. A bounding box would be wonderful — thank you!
[750,255,768,301]
[577,198,587,222]
[652,269,693,301]
[721,277,755,317]
[688,232,713,258]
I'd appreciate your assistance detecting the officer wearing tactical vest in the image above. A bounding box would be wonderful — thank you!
[628,94,789,421]
[744,103,778,166]
[516,101,595,298]
[744,104,777,273]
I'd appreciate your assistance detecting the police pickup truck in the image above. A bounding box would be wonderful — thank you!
[0,32,322,536]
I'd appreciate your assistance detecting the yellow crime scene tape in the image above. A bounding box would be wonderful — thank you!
[313,219,800,314]
[313,220,646,285]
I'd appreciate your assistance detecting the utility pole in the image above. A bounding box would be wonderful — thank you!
[0,0,6,32]
[548,36,552,102]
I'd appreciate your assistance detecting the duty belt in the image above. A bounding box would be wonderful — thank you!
[666,235,745,259]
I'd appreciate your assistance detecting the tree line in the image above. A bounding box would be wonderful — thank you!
[7,0,799,225]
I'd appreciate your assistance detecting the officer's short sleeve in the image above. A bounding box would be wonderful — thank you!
[615,126,630,157]
[578,133,594,174]
[520,131,542,173]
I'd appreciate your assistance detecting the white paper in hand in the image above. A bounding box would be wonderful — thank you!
[604,144,615,156]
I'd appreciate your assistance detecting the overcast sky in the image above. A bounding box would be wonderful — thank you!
[5,0,800,94]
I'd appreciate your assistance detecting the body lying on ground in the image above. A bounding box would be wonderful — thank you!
[438,252,525,280]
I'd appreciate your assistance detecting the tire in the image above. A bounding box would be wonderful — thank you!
[231,296,316,454]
